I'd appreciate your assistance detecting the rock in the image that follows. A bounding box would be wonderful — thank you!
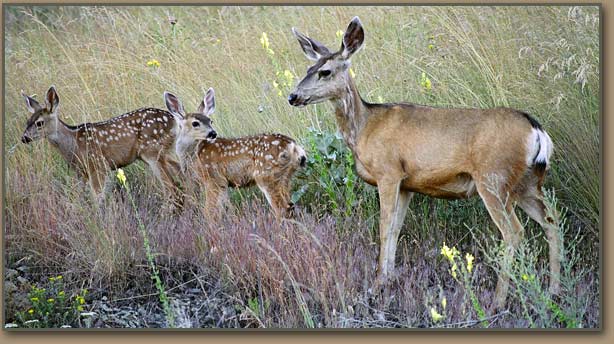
[6,269,18,279]
[4,281,17,294]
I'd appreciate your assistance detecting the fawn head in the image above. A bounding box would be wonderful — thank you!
[21,86,61,143]
[164,88,217,144]
[288,17,365,107]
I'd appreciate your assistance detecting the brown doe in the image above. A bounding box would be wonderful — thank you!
[21,86,183,206]
[289,17,557,308]
[164,88,307,218]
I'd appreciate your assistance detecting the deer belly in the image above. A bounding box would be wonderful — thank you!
[403,173,477,199]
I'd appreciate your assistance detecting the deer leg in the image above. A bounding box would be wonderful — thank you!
[386,189,413,273]
[476,179,524,310]
[518,192,561,295]
[255,178,284,218]
[376,179,404,284]
[87,169,108,207]
[144,157,179,210]
[160,157,184,210]
[203,183,227,221]
[279,178,296,217]
[275,179,294,218]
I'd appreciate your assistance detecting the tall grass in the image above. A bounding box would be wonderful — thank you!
[4,6,599,328]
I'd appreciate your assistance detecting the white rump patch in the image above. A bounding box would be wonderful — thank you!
[526,128,553,167]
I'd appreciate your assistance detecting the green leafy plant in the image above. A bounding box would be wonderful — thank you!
[15,276,88,328]
[116,169,175,328]
[440,243,487,327]
[292,127,373,218]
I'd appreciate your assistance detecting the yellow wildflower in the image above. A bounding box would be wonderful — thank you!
[47,298,54,303]
[336,29,344,39]
[277,89,283,97]
[441,297,447,310]
[349,68,356,79]
[283,69,294,83]
[79,297,85,305]
[428,44,434,50]
[430,307,444,322]
[272,80,279,89]
[260,32,270,50]
[28,309,34,315]
[440,243,459,262]
[466,253,475,273]
[522,273,535,282]
[420,72,432,91]
[49,277,55,282]
[451,263,458,279]
[259,32,275,55]
[116,168,127,186]
[58,291,65,297]
[77,306,84,312]
[30,297,39,302]
[56,275,63,280]
[146,59,161,68]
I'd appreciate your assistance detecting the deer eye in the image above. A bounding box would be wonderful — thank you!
[192,121,200,128]
[318,70,332,79]
[36,120,44,128]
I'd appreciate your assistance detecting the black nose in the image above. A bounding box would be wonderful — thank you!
[207,130,217,139]
[21,135,32,144]
[288,93,298,105]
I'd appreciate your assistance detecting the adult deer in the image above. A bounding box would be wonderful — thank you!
[164,88,307,218]
[289,17,557,308]
[21,86,183,207]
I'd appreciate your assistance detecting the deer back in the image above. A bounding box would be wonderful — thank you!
[74,108,177,169]
[194,133,302,186]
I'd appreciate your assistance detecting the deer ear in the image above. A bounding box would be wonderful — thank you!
[203,87,215,116]
[164,91,185,119]
[341,17,365,59]
[292,28,330,61]
[21,90,42,114]
[45,85,60,116]
[196,100,206,115]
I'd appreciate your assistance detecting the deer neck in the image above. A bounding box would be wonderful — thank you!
[332,73,369,153]
[47,119,79,162]
[174,135,200,172]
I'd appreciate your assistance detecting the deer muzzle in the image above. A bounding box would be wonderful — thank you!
[21,135,32,144]
[207,130,217,140]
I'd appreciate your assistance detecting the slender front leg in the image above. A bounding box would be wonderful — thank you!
[387,189,413,273]
[204,182,228,221]
[86,167,108,209]
[376,179,403,283]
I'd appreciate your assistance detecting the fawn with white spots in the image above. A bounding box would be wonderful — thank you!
[21,86,183,206]
[289,17,556,309]
[164,88,307,218]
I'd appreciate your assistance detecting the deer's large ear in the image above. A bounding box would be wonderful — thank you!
[21,90,42,114]
[45,85,60,116]
[164,91,185,119]
[341,17,365,59]
[203,87,215,116]
[292,28,331,61]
